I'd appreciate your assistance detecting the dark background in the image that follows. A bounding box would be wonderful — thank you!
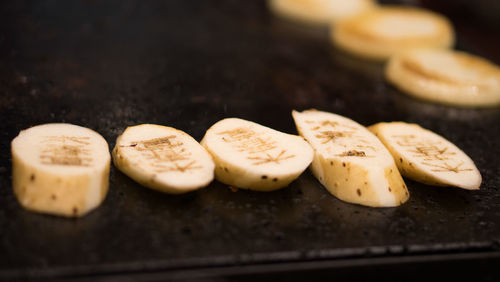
[1,0,500,281]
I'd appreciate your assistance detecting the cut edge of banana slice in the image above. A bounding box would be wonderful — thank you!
[331,6,455,61]
[11,123,110,217]
[292,109,409,207]
[386,48,500,107]
[113,124,215,194]
[369,122,481,190]
[201,118,314,191]
[269,0,376,25]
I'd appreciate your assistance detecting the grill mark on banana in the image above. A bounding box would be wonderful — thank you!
[40,136,93,167]
[121,135,202,173]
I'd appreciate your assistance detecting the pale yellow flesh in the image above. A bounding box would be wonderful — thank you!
[112,124,215,194]
[11,123,110,217]
[201,118,314,191]
[292,109,409,207]
[332,6,454,61]
[369,122,481,190]
[269,0,376,25]
[386,49,500,107]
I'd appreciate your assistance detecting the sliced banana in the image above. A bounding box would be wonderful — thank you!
[201,118,313,191]
[11,123,110,217]
[332,6,454,61]
[113,124,214,194]
[386,48,500,107]
[269,0,376,25]
[369,122,481,190]
[292,109,409,207]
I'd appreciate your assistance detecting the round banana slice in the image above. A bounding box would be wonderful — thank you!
[292,109,409,207]
[11,123,110,217]
[113,124,214,194]
[332,6,454,61]
[201,118,313,191]
[386,49,500,107]
[269,0,376,25]
[369,122,481,190]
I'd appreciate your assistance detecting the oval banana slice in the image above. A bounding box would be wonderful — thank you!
[11,123,110,217]
[201,118,313,191]
[332,6,454,61]
[369,122,481,190]
[386,49,500,107]
[269,0,376,25]
[292,109,409,207]
[113,124,214,194]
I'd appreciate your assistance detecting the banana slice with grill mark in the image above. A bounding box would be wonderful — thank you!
[369,122,481,190]
[386,49,500,107]
[113,124,214,194]
[292,109,409,207]
[332,6,454,61]
[201,118,313,191]
[11,123,110,217]
[269,0,376,25]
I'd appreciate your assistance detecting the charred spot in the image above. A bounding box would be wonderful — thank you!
[390,169,393,173]
[51,194,57,200]
[30,174,35,181]
[130,143,137,147]
[73,207,78,215]
[399,158,403,163]
[388,186,392,192]
[357,189,362,196]
[364,181,368,185]
[273,178,278,182]
[342,162,346,167]
[261,175,268,179]
[224,167,229,172]
[330,161,334,166]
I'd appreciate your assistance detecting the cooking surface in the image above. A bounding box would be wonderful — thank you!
[1,0,500,280]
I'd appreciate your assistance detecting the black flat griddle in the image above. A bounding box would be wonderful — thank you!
[1,1,500,281]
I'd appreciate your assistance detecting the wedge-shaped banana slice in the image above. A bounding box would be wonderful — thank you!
[269,0,376,25]
[201,118,313,191]
[113,124,214,194]
[369,122,481,190]
[11,123,110,217]
[332,6,454,61]
[386,49,500,107]
[292,110,409,207]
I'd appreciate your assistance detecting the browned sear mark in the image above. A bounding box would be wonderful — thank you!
[218,127,277,154]
[128,135,201,173]
[421,161,473,173]
[337,150,366,157]
[152,160,202,173]
[247,150,295,165]
[40,136,93,167]
[315,130,355,144]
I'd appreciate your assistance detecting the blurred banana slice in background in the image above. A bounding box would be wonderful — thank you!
[332,6,454,61]
[269,0,376,25]
[386,48,500,107]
